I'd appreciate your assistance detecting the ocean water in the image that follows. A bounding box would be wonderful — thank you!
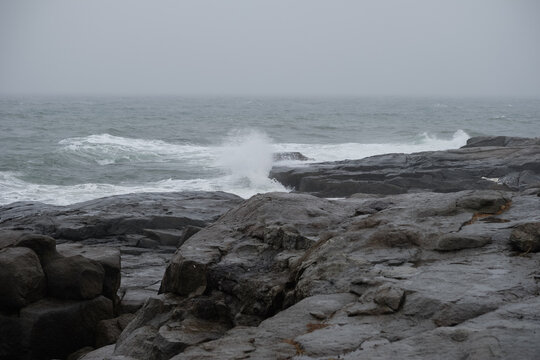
[1,96,539,205]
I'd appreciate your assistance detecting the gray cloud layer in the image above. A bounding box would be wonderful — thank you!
[1,0,539,96]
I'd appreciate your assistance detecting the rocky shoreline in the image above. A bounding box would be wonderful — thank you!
[1,136,539,360]
[0,192,242,360]
[270,136,540,197]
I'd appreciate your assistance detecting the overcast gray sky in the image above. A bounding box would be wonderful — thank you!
[1,0,539,97]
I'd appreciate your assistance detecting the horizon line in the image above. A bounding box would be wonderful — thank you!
[1,92,540,100]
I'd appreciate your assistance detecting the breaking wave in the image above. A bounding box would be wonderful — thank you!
[274,129,470,163]
[59,133,212,165]
[1,129,470,205]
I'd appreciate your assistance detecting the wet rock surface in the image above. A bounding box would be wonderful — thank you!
[2,141,540,359]
[114,187,540,359]
[0,191,242,242]
[0,192,242,313]
[270,136,540,197]
[0,233,116,360]
[0,247,46,309]
[0,191,242,360]
[273,152,311,162]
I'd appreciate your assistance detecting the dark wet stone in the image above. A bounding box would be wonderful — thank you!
[0,247,46,310]
[270,136,540,197]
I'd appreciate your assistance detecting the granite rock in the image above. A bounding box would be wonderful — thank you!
[0,191,242,242]
[270,136,540,197]
[0,247,46,310]
[117,189,540,359]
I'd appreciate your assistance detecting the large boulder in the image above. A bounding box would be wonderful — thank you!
[509,222,540,252]
[19,296,113,360]
[0,247,46,310]
[0,230,27,249]
[13,234,58,263]
[0,313,32,360]
[44,255,105,300]
[159,192,347,325]
[57,243,121,301]
[0,296,114,360]
[0,232,123,359]
[0,233,119,360]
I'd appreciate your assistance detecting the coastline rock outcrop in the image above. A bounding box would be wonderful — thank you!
[273,152,311,162]
[0,233,117,360]
[460,135,540,148]
[0,191,242,243]
[0,191,242,360]
[0,247,46,309]
[269,136,540,197]
[109,187,540,359]
[2,139,540,359]
[0,191,243,312]
[0,191,243,360]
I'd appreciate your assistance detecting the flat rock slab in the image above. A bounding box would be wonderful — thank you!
[0,191,242,241]
[270,136,540,197]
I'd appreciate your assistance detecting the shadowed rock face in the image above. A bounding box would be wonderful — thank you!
[0,247,46,309]
[111,188,540,360]
[44,255,105,300]
[20,296,113,360]
[159,193,350,323]
[0,191,243,323]
[0,233,115,360]
[269,136,540,197]
[0,191,243,360]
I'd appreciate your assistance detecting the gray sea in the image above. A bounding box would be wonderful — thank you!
[1,96,539,205]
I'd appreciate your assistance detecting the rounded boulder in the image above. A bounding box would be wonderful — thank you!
[0,247,46,310]
[44,255,105,300]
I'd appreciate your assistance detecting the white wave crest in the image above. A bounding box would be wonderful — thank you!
[2,130,469,206]
[0,171,286,206]
[216,129,282,190]
[274,129,470,163]
[415,129,470,151]
[59,133,212,165]
[0,171,206,206]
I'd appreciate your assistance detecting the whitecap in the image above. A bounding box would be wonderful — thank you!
[274,129,470,163]
[58,133,214,165]
[2,130,470,206]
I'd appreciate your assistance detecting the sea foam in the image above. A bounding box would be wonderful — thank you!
[0,130,470,205]
[217,130,274,184]
[274,129,470,164]
[59,133,213,165]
